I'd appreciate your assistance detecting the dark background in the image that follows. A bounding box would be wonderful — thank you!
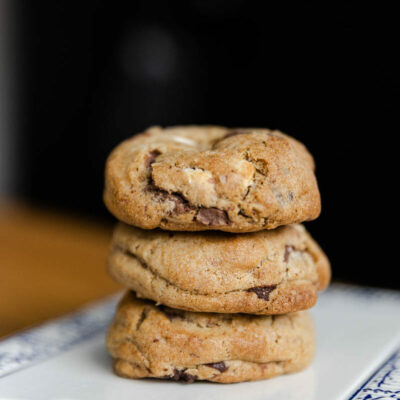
[10,2,398,287]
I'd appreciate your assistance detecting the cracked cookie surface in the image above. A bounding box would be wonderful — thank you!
[107,292,315,383]
[104,125,321,232]
[108,222,330,314]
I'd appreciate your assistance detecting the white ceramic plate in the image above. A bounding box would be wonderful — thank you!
[1,284,400,400]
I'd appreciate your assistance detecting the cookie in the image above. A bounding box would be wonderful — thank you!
[106,292,315,383]
[108,222,330,314]
[104,126,321,232]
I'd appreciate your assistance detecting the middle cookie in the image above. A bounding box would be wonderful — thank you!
[108,223,330,315]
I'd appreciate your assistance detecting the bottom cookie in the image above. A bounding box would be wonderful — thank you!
[106,292,315,383]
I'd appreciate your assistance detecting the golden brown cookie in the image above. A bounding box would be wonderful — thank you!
[106,292,315,383]
[108,222,330,315]
[104,126,321,232]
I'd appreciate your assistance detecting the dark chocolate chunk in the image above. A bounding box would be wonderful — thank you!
[170,193,194,214]
[164,368,197,383]
[205,361,228,372]
[196,207,229,226]
[248,285,277,301]
[145,184,193,214]
[180,372,197,383]
[284,245,295,262]
[145,150,161,168]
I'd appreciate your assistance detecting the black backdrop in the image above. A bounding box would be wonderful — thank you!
[16,2,397,287]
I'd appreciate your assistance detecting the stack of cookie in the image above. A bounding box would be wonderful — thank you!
[103,126,330,383]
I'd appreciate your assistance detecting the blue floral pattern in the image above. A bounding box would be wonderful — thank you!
[349,348,400,399]
[0,294,119,378]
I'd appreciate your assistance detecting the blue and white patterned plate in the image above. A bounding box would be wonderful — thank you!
[1,285,400,400]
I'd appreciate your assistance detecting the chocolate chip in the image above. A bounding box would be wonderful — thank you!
[144,150,161,168]
[145,184,194,214]
[284,245,295,262]
[248,285,277,301]
[164,369,197,383]
[180,372,197,383]
[196,208,229,226]
[205,362,228,372]
[144,153,195,216]
[170,193,194,214]
[153,338,159,343]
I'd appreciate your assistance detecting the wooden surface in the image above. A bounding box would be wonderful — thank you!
[0,202,122,338]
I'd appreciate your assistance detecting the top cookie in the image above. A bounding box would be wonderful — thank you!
[104,126,321,232]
